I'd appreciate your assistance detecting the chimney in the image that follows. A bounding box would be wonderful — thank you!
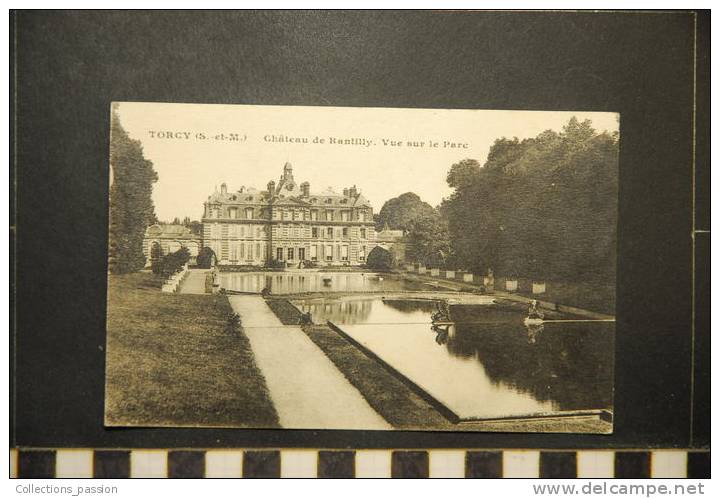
[267,180,276,196]
[221,183,227,195]
[349,185,357,197]
[300,181,310,197]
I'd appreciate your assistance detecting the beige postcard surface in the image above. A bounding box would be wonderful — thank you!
[105,102,617,433]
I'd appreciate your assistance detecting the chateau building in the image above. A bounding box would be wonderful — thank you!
[200,163,376,266]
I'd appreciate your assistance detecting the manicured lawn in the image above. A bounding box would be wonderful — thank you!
[105,272,279,428]
[264,299,303,325]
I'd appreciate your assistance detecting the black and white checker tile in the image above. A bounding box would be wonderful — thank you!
[10,449,709,478]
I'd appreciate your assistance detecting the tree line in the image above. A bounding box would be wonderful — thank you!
[377,117,618,283]
[108,109,201,275]
[108,105,158,274]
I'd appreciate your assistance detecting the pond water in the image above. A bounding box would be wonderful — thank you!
[295,297,614,420]
[219,271,430,294]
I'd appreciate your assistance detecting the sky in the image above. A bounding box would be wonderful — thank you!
[115,102,619,222]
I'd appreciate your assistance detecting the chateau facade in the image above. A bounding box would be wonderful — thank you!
[200,163,376,266]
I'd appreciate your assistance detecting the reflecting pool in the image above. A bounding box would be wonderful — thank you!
[295,297,614,420]
[219,271,430,294]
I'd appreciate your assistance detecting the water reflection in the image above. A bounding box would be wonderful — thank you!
[295,297,614,419]
[296,298,375,325]
[430,324,452,345]
[525,323,545,344]
[219,271,429,294]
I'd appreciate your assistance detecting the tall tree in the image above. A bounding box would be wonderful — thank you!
[108,105,158,273]
[375,192,438,231]
[406,213,452,267]
[441,117,618,282]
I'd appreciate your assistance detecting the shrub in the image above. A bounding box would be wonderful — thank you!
[196,247,216,269]
[366,246,394,271]
[160,247,191,278]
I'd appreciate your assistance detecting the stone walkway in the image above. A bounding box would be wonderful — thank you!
[227,295,391,430]
[178,269,209,294]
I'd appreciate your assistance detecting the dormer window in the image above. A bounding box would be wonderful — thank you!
[325,198,332,204]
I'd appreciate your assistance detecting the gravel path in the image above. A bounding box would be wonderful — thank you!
[228,295,391,430]
[177,269,209,294]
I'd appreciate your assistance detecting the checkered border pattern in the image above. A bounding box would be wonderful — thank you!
[10,449,709,478]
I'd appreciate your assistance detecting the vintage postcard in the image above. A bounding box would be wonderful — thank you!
[105,102,617,433]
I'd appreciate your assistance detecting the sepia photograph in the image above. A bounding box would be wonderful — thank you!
[104,102,618,433]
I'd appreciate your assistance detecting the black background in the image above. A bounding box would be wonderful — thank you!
[11,10,710,449]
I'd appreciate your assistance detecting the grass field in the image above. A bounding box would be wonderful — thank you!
[105,272,279,428]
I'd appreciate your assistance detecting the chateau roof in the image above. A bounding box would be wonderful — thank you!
[272,197,310,207]
[207,190,270,204]
[208,164,373,209]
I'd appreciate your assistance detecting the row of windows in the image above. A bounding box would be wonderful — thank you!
[206,206,371,222]
[280,227,369,239]
[299,210,370,222]
[310,227,367,239]
[207,224,370,240]
[275,245,367,262]
[208,207,257,219]
[208,224,267,238]
[228,242,265,261]
[230,225,265,238]
[211,241,370,263]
